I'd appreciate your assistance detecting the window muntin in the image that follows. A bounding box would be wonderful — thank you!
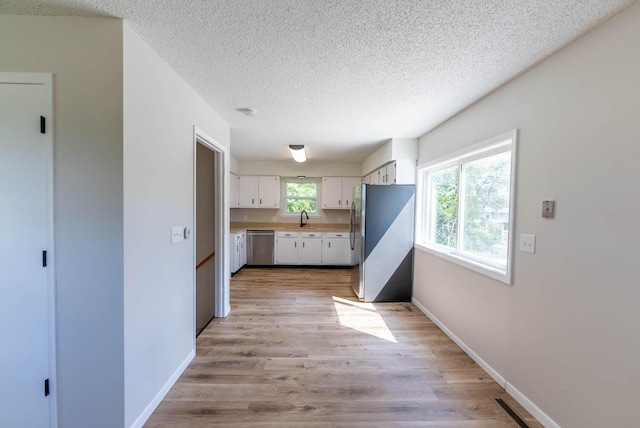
[417,130,516,283]
[284,179,318,214]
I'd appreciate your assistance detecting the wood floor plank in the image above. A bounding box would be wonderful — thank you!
[144,268,542,427]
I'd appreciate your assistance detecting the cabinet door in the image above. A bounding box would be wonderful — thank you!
[276,237,298,264]
[341,177,361,208]
[299,239,322,264]
[237,176,258,207]
[239,233,247,267]
[322,177,343,209]
[230,172,239,207]
[258,176,280,208]
[323,238,350,265]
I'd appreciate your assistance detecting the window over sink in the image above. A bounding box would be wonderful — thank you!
[283,178,319,215]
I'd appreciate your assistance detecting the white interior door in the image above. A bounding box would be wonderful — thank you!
[0,80,52,427]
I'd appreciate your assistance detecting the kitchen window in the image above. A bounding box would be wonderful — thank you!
[283,178,318,214]
[415,130,517,284]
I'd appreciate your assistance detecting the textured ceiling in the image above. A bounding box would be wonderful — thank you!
[0,0,633,162]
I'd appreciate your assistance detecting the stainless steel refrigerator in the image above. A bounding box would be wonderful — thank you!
[349,184,415,302]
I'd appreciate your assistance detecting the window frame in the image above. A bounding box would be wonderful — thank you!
[415,130,518,284]
[281,177,320,217]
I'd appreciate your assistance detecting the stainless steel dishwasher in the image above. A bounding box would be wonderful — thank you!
[246,230,274,265]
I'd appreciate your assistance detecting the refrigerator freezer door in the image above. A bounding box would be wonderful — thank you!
[361,185,415,302]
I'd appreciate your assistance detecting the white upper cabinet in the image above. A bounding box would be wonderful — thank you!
[237,175,258,207]
[363,160,416,186]
[236,175,280,208]
[258,176,280,208]
[322,177,343,209]
[322,176,361,209]
[341,177,361,208]
[230,172,239,207]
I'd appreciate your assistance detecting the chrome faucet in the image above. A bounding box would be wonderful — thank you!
[300,210,309,227]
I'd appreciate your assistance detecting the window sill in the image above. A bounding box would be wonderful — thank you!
[414,243,512,285]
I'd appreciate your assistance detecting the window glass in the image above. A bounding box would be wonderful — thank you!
[285,181,317,214]
[461,151,511,266]
[428,166,459,249]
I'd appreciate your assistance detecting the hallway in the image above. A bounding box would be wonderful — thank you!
[145,268,541,427]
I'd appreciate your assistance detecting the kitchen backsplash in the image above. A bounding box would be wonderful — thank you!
[230,208,349,224]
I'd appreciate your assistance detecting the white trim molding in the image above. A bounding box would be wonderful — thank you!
[412,297,560,428]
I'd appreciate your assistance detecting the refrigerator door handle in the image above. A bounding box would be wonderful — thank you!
[349,201,356,250]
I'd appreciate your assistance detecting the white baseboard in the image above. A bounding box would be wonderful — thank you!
[505,381,560,428]
[129,348,196,428]
[411,297,559,428]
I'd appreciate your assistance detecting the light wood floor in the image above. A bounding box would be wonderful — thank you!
[145,268,542,427]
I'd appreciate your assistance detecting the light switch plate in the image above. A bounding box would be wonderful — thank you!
[520,234,536,253]
[171,226,184,244]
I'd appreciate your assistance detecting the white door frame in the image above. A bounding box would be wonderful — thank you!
[0,72,57,427]
[192,127,230,344]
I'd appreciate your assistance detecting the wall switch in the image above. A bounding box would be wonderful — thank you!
[171,226,184,244]
[520,234,536,253]
[243,215,248,221]
[542,200,555,218]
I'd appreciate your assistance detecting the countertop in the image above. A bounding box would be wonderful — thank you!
[230,222,349,233]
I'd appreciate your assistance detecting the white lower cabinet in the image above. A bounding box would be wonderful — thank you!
[230,231,246,274]
[275,232,299,264]
[299,232,322,265]
[322,232,351,265]
[275,230,352,266]
[275,231,323,265]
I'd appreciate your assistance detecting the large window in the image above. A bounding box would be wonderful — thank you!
[416,130,517,283]
[284,178,318,214]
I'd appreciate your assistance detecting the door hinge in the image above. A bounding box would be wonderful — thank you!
[44,379,50,397]
[40,116,46,134]
[42,250,47,267]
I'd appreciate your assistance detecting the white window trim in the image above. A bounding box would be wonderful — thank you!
[281,177,321,217]
[415,129,518,284]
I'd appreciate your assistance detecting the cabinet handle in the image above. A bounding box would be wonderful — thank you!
[346,200,349,205]
[328,242,331,248]
[295,242,297,247]
[252,198,254,204]
[303,242,305,248]
[260,199,262,204]
[339,200,341,206]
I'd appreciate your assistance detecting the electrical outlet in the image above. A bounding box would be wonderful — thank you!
[171,226,184,244]
[520,234,536,253]
[243,215,248,221]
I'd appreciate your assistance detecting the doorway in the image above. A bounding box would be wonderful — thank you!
[193,128,229,340]
[0,73,56,427]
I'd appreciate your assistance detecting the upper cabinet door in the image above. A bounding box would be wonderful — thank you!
[237,175,258,207]
[258,176,280,208]
[230,172,239,207]
[341,177,361,208]
[322,177,343,209]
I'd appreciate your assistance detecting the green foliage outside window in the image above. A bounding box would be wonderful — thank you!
[429,151,511,265]
[285,181,317,213]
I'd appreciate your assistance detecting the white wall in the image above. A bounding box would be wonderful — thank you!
[0,16,125,428]
[413,3,640,427]
[236,160,361,177]
[123,23,230,427]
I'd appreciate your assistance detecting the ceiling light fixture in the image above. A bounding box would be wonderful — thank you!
[237,107,257,116]
[289,145,307,163]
